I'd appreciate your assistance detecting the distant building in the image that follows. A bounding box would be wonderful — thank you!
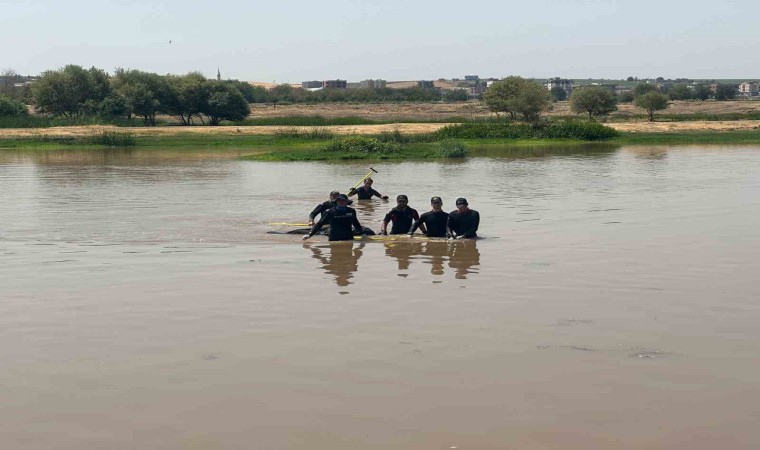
[417,80,434,89]
[546,77,573,97]
[464,75,479,82]
[302,80,322,89]
[468,84,487,96]
[359,79,387,89]
[739,82,759,96]
[322,79,347,89]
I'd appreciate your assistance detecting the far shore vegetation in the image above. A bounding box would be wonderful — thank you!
[3,65,760,157]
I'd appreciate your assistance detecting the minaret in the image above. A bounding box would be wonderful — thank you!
[217,68,221,81]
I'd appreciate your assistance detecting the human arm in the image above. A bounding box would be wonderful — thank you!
[463,211,480,238]
[304,212,329,239]
[380,212,391,235]
[446,214,456,239]
[409,214,424,236]
[372,188,389,200]
[413,210,427,235]
[308,203,325,225]
[352,212,363,235]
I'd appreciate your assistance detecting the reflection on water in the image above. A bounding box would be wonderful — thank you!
[384,240,480,279]
[305,241,365,286]
[305,239,480,286]
[469,142,619,159]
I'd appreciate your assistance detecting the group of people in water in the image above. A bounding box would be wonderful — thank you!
[303,178,480,242]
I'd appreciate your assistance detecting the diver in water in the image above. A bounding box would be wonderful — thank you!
[409,196,449,238]
[303,194,363,241]
[347,178,388,200]
[447,197,480,239]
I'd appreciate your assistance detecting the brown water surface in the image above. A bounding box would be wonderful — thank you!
[1,145,760,449]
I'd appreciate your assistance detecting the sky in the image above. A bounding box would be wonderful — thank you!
[2,0,759,82]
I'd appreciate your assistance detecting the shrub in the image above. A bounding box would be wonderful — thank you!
[436,121,618,141]
[438,140,468,158]
[322,136,400,154]
[82,131,136,146]
[0,94,28,117]
[274,127,334,139]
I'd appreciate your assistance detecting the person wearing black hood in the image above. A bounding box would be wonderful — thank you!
[447,197,480,239]
[308,190,352,225]
[303,194,363,241]
[380,194,421,235]
[409,196,449,238]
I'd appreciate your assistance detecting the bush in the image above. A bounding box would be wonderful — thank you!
[436,121,619,141]
[0,94,28,117]
[274,127,334,140]
[83,131,136,146]
[438,140,468,158]
[322,136,401,154]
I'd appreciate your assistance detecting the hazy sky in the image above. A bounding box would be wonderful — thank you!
[2,0,759,81]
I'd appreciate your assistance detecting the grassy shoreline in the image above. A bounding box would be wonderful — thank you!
[2,126,760,154]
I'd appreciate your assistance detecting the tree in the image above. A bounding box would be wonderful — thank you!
[715,84,736,101]
[0,94,27,116]
[617,91,635,103]
[112,69,173,125]
[1,69,22,98]
[443,89,468,102]
[31,65,112,116]
[203,82,250,125]
[569,86,618,119]
[550,86,567,101]
[668,84,692,100]
[633,83,659,97]
[693,84,712,101]
[483,76,522,120]
[626,76,635,82]
[484,76,552,122]
[634,92,668,121]
[167,72,211,124]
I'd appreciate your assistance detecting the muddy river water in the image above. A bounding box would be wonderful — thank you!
[1,145,759,449]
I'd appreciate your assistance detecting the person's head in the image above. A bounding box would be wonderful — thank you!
[430,196,443,211]
[455,197,469,212]
[335,194,349,209]
[363,178,373,187]
[329,190,340,201]
[396,194,408,208]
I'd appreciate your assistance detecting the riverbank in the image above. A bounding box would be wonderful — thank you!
[3,121,760,151]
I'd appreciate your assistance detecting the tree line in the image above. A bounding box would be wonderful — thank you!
[0,66,469,123]
[483,77,683,123]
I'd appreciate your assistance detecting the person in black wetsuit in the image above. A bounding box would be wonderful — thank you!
[308,190,352,226]
[380,194,421,235]
[303,194,363,241]
[409,196,449,238]
[447,197,480,239]
[348,178,388,200]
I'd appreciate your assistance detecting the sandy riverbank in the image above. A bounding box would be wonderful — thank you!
[2,120,760,139]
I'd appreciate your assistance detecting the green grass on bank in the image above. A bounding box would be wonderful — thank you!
[613,130,760,145]
[5,121,760,153]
